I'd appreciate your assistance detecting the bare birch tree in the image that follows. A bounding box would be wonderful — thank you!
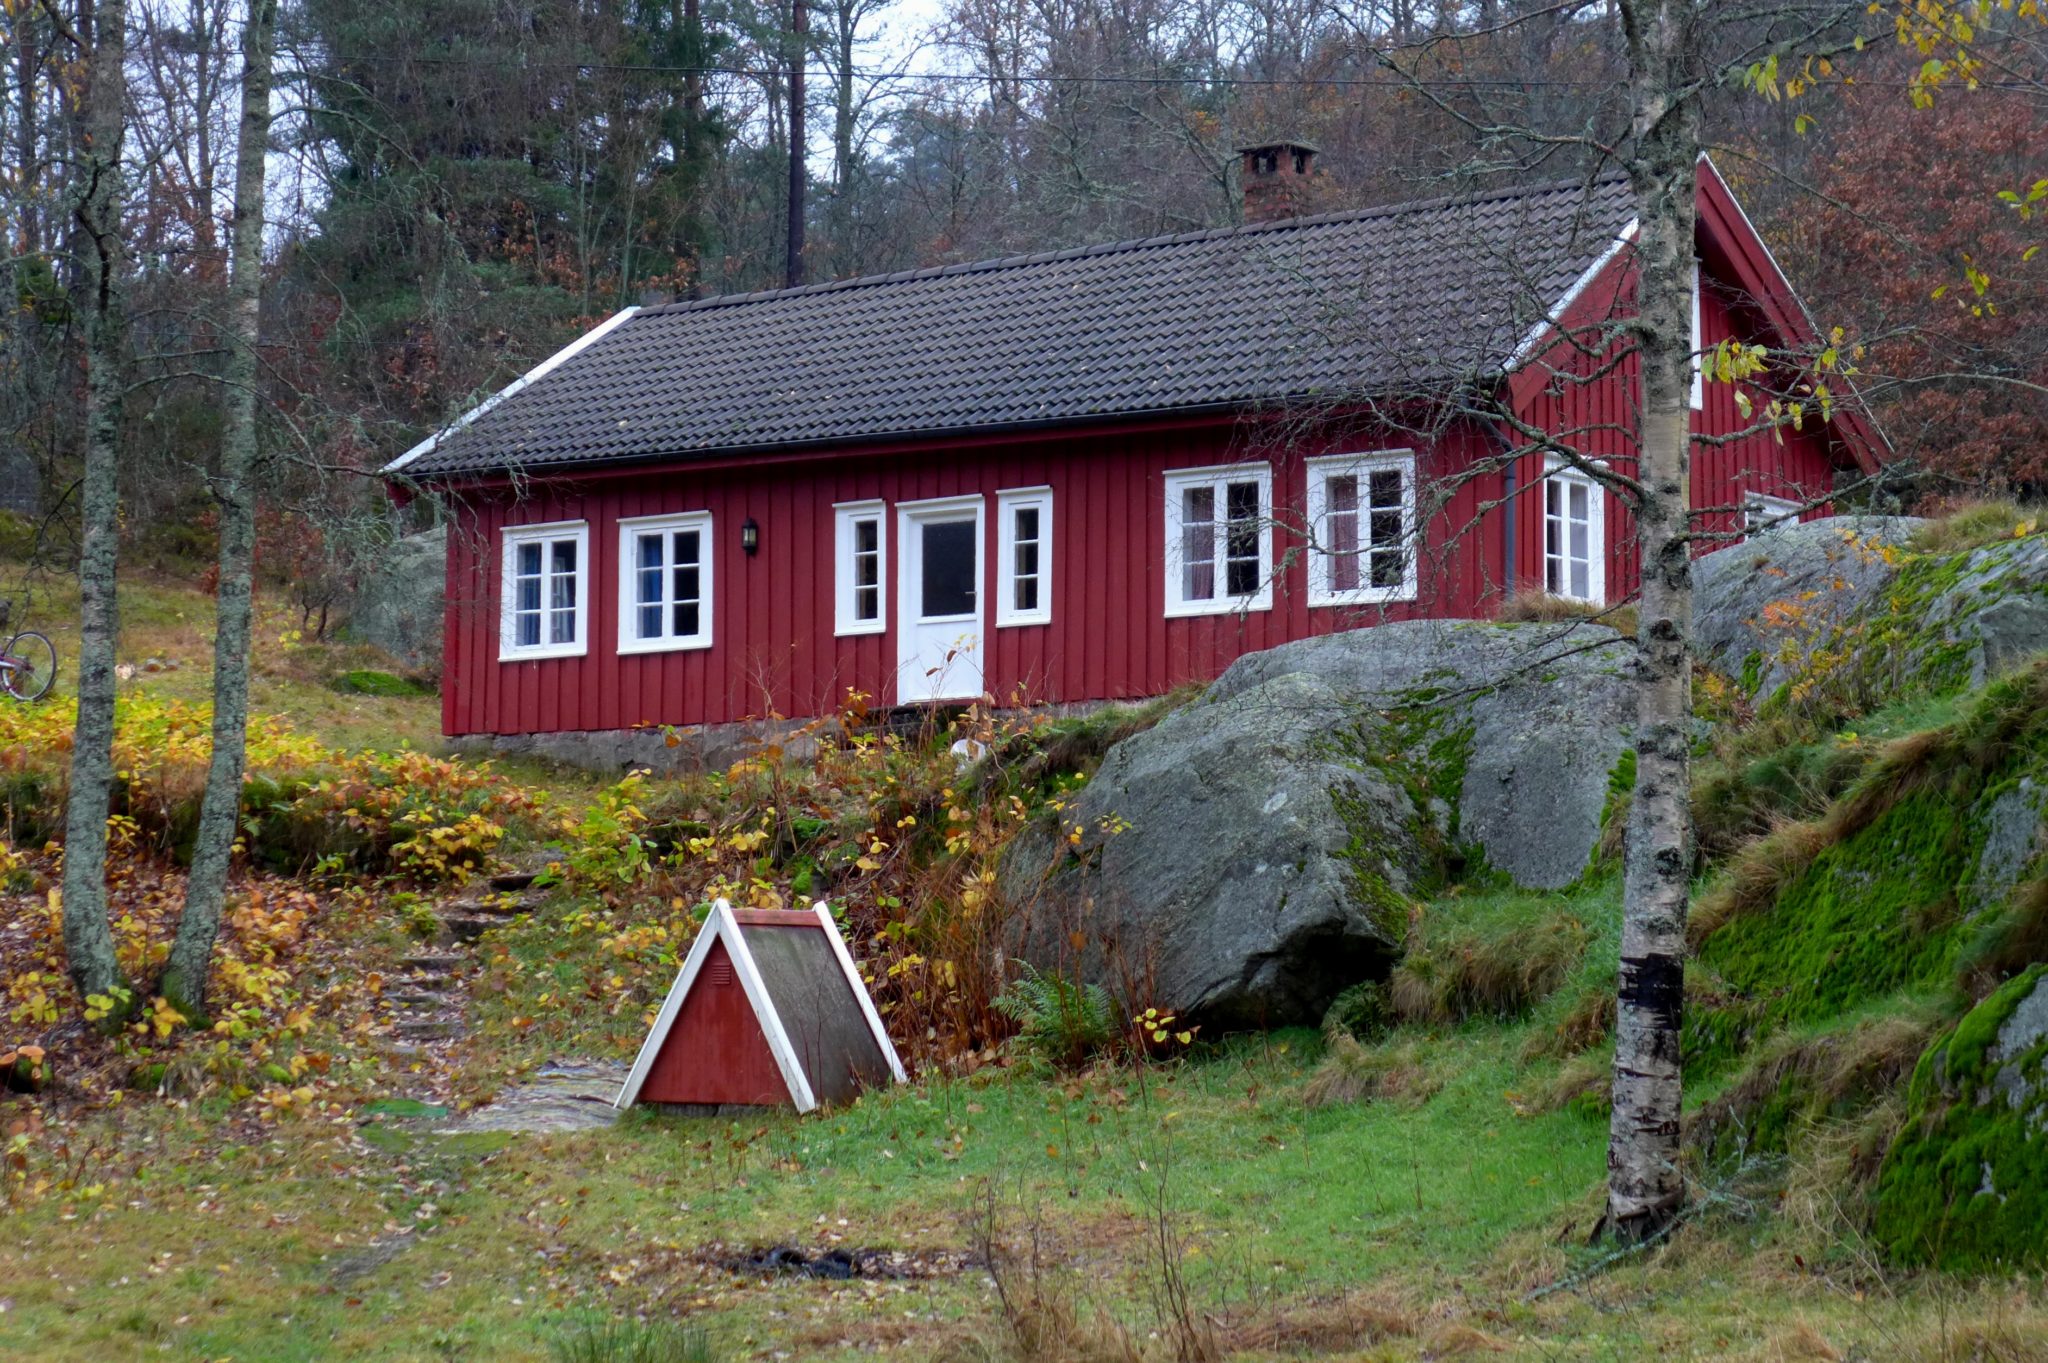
[160,0,280,1019]
[55,0,135,1020]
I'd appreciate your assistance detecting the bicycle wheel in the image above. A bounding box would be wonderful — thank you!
[1,631,56,702]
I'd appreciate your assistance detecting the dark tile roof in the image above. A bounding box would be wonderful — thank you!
[389,175,1635,479]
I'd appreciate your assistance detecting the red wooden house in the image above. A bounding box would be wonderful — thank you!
[386,153,1885,745]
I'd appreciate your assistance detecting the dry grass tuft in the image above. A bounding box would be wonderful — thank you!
[1424,1322,1510,1356]
[1686,1011,1935,1162]
[1521,984,1615,1061]
[1525,1049,1612,1116]
[1958,875,2048,997]
[1390,912,1589,1025]
[1229,1289,1417,1353]
[1303,1035,1441,1109]
[1772,1319,1844,1362]
[1908,498,2041,557]
[1496,592,1640,637]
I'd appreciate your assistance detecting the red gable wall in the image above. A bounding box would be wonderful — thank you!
[441,417,1508,736]
[435,168,1878,740]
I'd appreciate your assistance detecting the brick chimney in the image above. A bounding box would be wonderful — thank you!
[1238,141,1318,224]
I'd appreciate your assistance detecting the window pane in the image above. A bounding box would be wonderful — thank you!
[1570,521,1589,561]
[1181,484,1216,601]
[854,518,878,555]
[675,565,700,604]
[638,533,663,572]
[1327,475,1359,593]
[1226,555,1259,597]
[518,573,541,615]
[1015,575,1038,612]
[675,602,700,637]
[552,538,577,577]
[1016,541,1038,579]
[675,529,700,566]
[518,543,542,576]
[1371,548,1405,589]
[1225,480,1258,526]
[1571,561,1589,600]
[856,584,879,620]
[550,609,575,644]
[639,604,662,637]
[1370,508,1401,549]
[1015,506,1038,543]
[921,519,977,618]
[516,611,540,647]
[1368,469,1403,509]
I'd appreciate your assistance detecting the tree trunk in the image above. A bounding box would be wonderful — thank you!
[59,0,133,1019]
[1605,0,1703,1243]
[160,0,278,1020]
[785,0,806,289]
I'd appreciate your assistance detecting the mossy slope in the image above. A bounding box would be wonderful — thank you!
[1875,965,2048,1269]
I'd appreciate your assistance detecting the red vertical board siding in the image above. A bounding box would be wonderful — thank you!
[448,288,1847,741]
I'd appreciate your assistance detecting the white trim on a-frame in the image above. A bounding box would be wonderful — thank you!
[613,899,903,1113]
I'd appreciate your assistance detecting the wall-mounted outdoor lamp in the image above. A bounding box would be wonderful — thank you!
[741,517,760,556]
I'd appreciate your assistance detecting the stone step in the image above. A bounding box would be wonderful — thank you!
[389,989,453,1007]
[449,896,530,918]
[401,953,466,972]
[436,914,503,945]
[394,1019,463,1042]
[489,869,542,893]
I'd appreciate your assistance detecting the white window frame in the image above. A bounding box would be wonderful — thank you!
[1744,492,1801,539]
[995,486,1053,627]
[1304,451,1418,607]
[1691,260,1705,411]
[1542,460,1607,605]
[616,511,714,654]
[1163,463,1274,617]
[833,499,888,636]
[498,520,590,661]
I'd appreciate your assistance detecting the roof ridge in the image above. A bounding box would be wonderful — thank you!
[638,172,1630,318]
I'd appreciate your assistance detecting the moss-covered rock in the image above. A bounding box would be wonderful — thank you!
[1874,965,2048,1270]
[1689,664,2048,1074]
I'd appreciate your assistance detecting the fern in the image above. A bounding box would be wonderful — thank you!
[994,960,1117,1069]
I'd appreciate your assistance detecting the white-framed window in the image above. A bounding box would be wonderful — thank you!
[499,520,589,661]
[1690,260,1705,411]
[996,487,1053,627]
[617,512,713,653]
[834,500,887,635]
[1744,492,1801,538]
[1305,452,1417,606]
[1163,464,1273,617]
[1543,461,1606,604]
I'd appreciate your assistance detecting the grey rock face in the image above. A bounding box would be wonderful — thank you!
[1925,535,2048,689]
[1692,516,1922,695]
[1211,620,1636,891]
[1970,778,2048,913]
[1002,621,1635,1026]
[1005,670,1418,1029]
[348,526,448,675]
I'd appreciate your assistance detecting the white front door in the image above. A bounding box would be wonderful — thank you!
[896,496,984,704]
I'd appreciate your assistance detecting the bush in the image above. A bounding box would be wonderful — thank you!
[1303,1035,1439,1109]
[1387,910,1588,1026]
[1321,980,1393,1042]
[1908,499,2040,557]
[0,694,534,881]
[994,960,1118,1070]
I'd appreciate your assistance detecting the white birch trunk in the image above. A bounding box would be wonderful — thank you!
[1606,0,1702,1242]
[161,0,278,1018]
[58,0,134,1018]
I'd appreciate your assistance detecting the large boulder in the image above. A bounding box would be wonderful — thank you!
[348,526,447,676]
[1692,516,1921,695]
[1875,965,2048,1269]
[1694,518,2048,701]
[1001,620,1635,1027]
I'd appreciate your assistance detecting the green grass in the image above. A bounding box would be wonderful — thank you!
[0,551,445,755]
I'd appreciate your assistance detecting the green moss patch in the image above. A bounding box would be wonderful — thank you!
[332,668,433,698]
[1874,965,2048,1269]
